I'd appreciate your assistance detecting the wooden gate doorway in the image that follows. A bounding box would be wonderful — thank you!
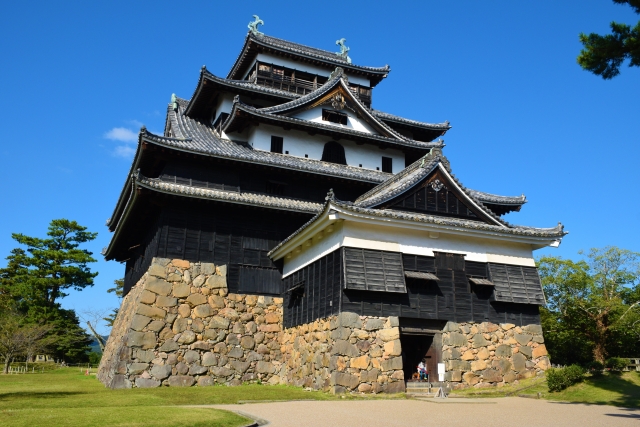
[399,319,444,381]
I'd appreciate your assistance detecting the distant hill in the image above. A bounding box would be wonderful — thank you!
[89,336,109,354]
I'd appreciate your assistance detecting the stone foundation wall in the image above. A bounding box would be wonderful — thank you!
[98,257,403,393]
[441,321,549,389]
[279,313,405,394]
[98,257,284,389]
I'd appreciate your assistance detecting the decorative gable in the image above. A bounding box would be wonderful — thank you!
[381,168,484,221]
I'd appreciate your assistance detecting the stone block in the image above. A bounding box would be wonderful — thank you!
[189,364,208,375]
[240,336,255,349]
[150,364,172,380]
[330,371,359,389]
[159,340,179,352]
[192,275,206,288]
[212,366,234,377]
[519,345,533,358]
[351,355,370,370]
[172,283,191,298]
[381,357,403,371]
[463,372,479,385]
[331,386,347,395]
[515,333,533,346]
[265,312,280,323]
[216,265,227,277]
[127,331,156,349]
[337,312,362,328]
[472,334,490,348]
[500,323,515,331]
[481,368,502,383]
[136,304,166,320]
[256,361,275,374]
[444,322,459,332]
[171,259,190,269]
[194,304,214,318]
[377,328,400,342]
[178,304,191,318]
[228,347,244,358]
[481,322,499,333]
[358,383,372,393]
[145,277,172,296]
[495,344,512,358]
[206,275,227,289]
[532,344,548,358]
[450,370,462,382]
[134,349,154,363]
[135,378,160,388]
[198,376,215,386]
[383,339,402,357]
[503,371,517,383]
[231,360,251,373]
[226,334,239,346]
[331,340,359,357]
[364,318,385,331]
[445,332,467,347]
[172,318,188,334]
[471,360,487,371]
[177,330,196,344]
[384,381,406,393]
[536,356,551,370]
[184,350,200,364]
[218,308,239,321]
[131,314,151,331]
[140,290,157,304]
[147,320,165,332]
[361,368,379,383]
[148,263,166,278]
[492,358,512,375]
[201,263,216,275]
[186,294,207,306]
[460,350,475,361]
[156,296,178,307]
[477,347,490,360]
[202,352,218,366]
[330,327,351,340]
[127,363,148,375]
[523,324,543,335]
[512,353,527,372]
[208,295,225,308]
[209,316,230,330]
[175,362,189,375]
[447,360,470,371]
[356,340,371,352]
[168,375,195,387]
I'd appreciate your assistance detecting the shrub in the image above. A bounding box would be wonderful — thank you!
[587,361,604,376]
[605,357,628,372]
[547,364,585,392]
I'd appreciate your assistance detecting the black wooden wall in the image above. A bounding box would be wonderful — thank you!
[122,201,311,297]
[284,248,540,328]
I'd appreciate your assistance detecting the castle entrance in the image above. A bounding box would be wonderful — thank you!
[399,319,444,381]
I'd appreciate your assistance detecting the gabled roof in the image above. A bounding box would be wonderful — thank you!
[222,70,443,151]
[354,149,522,228]
[184,67,295,119]
[227,32,390,86]
[268,194,567,260]
[370,109,451,141]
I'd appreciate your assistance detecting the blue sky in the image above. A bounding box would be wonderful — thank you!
[1,1,638,335]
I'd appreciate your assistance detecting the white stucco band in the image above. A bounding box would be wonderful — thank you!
[273,202,561,279]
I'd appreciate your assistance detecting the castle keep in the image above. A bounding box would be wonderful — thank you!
[98,18,565,392]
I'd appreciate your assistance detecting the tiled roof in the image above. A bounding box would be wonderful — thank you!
[268,197,566,258]
[354,149,520,228]
[370,109,451,132]
[135,172,322,214]
[165,97,394,183]
[228,33,390,82]
[468,190,527,206]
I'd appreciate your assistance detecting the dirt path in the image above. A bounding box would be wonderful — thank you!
[206,398,640,427]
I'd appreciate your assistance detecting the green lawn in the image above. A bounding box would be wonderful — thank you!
[0,368,340,427]
[451,372,640,408]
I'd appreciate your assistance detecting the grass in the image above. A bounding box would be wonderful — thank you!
[451,371,640,408]
[0,368,344,427]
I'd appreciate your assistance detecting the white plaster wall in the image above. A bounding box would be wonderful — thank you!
[282,219,538,277]
[293,107,378,134]
[252,53,371,87]
[247,123,404,172]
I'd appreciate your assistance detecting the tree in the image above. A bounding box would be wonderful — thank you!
[0,311,51,374]
[577,0,640,79]
[0,219,98,362]
[539,246,640,364]
[103,278,124,328]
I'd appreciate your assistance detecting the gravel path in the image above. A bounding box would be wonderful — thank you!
[208,398,640,427]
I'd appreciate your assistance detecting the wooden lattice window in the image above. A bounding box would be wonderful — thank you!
[322,109,348,125]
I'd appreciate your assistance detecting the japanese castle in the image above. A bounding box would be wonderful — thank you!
[98,17,565,392]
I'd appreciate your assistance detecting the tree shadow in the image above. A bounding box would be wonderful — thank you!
[0,391,82,401]
[550,373,640,409]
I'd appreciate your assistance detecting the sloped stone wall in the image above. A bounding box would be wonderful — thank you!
[98,257,284,388]
[279,313,405,394]
[441,321,549,389]
[98,257,404,393]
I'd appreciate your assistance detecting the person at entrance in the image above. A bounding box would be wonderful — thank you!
[418,359,428,381]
